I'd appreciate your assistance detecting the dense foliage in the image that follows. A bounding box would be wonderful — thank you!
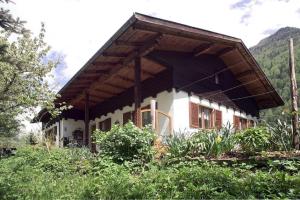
[250,27,300,122]
[0,145,299,199]
[237,127,271,154]
[94,122,155,164]
[166,125,235,158]
[1,123,300,199]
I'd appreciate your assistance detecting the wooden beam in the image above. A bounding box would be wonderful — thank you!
[94,88,118,96]
[117,75,135,83]
[89,93,105,100]
[133,23,238,46]
[76,80,93,84]
[216,47,236,57]
[105,82,127,90]
[92,62,120,68]
[134,57,142,127]
[122,33,162,65]
[85,69,110,75]
[88,98,101,104]
[141,69,155,77]
[102,52,128,58]
[193,43,213,57]
[84,92,89,147]
[235,70,254,79]
[80,73,101,78]
[115,40,143,47]
[70,34,161,106]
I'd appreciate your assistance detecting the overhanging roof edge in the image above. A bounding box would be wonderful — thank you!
[58,14,138,95]
[134,12,242,43]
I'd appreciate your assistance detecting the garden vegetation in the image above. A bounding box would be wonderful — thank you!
[1,122,300,199]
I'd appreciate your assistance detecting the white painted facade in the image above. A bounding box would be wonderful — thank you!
[47,88,257,147]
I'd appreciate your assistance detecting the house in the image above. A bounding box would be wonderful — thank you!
[34,13,283,148]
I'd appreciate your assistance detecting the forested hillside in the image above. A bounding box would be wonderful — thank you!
[250,27,300,122]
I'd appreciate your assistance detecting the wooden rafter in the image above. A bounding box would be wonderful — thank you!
[193,43,213,56]
[216,47,236,57]
[133,23,237,46]
[115,40,143,47]
[88,98,100,104]
[94,88,118,96]
[105,82,127,90]
[70,33,162,106]
[89,93,105,101]
[92,61,120,68]
[102,52,128,58]
[122,33,162,65]
[117,75,135,83]
[235,70,255,79]
[141,69,155,77]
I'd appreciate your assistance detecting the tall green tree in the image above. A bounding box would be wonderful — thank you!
[0,1,60,136]
[0,0,26,33]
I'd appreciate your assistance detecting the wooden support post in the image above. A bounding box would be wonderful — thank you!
[151,99,156,130]
[84,91,90,147]
[289,38,299,150]
[134,57,142,127]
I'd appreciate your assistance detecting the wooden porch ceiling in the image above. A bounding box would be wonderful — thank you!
[58,13,283,110]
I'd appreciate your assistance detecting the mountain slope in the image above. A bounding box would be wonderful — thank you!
[249,27,300,121]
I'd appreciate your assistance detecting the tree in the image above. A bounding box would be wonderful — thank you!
[0,1,62,136]
[0,0,26,33]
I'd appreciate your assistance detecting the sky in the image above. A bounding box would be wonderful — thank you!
[7,0,300,90]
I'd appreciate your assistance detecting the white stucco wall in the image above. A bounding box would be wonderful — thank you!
[55,88,257,147]
[93,90,173,139]
[172,89,257,135]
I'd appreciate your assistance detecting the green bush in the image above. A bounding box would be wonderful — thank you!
[94,122,155,164]
[26,132,38,145]
[237,127,271,154]
[166,125,236,158]
[268,119,293,151]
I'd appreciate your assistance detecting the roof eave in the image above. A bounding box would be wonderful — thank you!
[58,13,138,95]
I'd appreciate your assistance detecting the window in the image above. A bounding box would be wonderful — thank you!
[99,118,111,132]
[241,118,247,129]
[123,111,134,125]
[248,119,255,127]
[122,111,151,126]
[233,116,249,130]
[189,102,222,129]
[199,106,213,129]
[142,111,152,127]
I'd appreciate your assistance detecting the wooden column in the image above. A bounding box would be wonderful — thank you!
[84,91,90,147]
[134,57,142,127]
[151,99,156,130]
[289,38,299,150]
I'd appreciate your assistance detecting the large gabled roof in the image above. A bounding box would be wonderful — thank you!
[57,12,283,111]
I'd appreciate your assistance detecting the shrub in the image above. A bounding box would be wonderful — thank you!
[268,119,293,151]
[26,132,38,145]
[94,122,155,164]
[165,132,199,158]
[237,127,271,154]
[166,125,236,158]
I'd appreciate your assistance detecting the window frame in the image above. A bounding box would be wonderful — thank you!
[198,105,214,129]
[98,118,111,132]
